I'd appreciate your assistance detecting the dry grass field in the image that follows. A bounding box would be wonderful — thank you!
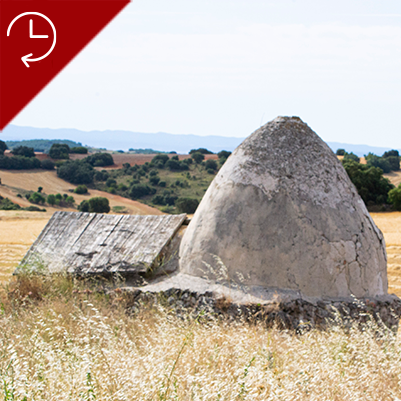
[0,207,401,399]
[371,212,401,297]
[0,169,162,215]
[1,274,401,400]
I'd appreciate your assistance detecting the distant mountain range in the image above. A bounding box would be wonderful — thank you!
[2,124,400,156]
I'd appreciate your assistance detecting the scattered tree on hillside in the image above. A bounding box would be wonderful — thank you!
[11,146,35,158]
[129,184,154,199]
[189,148,213,155]
[389,185,401,211]
[176,197,199,214]
[47,194,56,206]
[41,159,55,170]
[49,144,70,159]
[0,155,41,170]
[191,152,205,164]
[74,185,88,194]
[84,153,114,167]
[342,160,394,206]
[0,140,7,155]
[151,154,169,168]
[366,150,400,173]
[78,197,110,213]
[205,159,218,171]
[218,150,232,159]
[70,146,88,154]
[57,160,94,184]
[29,192,46,205]
[343,152,360,163]
[94,170,109,181]
[336,149,346,156]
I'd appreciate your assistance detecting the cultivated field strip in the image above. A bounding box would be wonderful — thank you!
[0,244,30,282]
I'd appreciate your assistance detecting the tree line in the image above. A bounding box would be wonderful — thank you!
[337,149,401,210]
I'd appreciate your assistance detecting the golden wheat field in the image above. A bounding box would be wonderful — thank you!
[1,211,401,400]
[1,211,400,293]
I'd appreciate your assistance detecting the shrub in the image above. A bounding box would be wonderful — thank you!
[149,176,160,186]
[78,197,110,213]
[151,154,169,167]
[175,197,199,214]
[205,159,218,171]
[383,150,400,158]
[159,181,166,187]
[49,144,70,159]
[366,153,391,173]
[342,160,394,205]
[166,159,182,171]
[191,152,205,164]
[84,153,114,167]
[152,195,166,205]
[57,160,94,184]
[47,194,56,206]
[129,184,153,199]
[70,146,88,154]
[0,155,41,170]
[218,150,232,159]
[164,195,177,206]
[207,168,215,174]
[106,178,117,188]
[41,159,55,170]
[65,196,75,205]
[189,148,213,155]
[389,185,401,210]
[137,168,146,177]
[385,156,400,172]
[343,152,360,163]
[94,170,109,181]
[37,187,43,193]
[29,192,45,204]
[74,185,88,194]
[0,140,7,155]
[11,146,35,158]
[24,205,46,212]
[336,149,346,156]
[118,183,128,191]
[0,196,21,210]
[78,200,89,212]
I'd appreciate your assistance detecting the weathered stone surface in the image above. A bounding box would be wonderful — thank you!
[179,116,388,298]
[17,211,186,276]
[120,273,401,331]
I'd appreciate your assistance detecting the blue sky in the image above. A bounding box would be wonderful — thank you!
[11,0,401,147]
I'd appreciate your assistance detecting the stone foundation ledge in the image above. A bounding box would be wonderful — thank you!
[118,273,401,332]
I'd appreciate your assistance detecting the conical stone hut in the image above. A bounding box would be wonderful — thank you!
[179,116,388,298]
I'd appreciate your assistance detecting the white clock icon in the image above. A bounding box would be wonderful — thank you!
[7,12,56,68]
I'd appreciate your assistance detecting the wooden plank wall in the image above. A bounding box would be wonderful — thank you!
[17,211,186,275]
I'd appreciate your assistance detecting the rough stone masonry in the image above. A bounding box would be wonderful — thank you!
[179,116,388,298]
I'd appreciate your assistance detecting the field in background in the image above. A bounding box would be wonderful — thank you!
[0,169,162,215]
[371,212,401,296]
[1,210,400,296]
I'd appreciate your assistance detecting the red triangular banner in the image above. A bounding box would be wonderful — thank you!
[0,0,130,130]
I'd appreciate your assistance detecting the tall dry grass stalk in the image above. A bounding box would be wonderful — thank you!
[1,275,401,400]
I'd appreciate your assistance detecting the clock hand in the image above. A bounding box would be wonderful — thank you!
[30,19,49,39]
